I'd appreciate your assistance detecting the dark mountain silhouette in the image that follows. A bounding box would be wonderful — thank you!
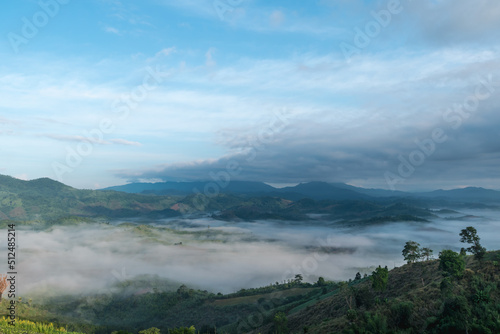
[417,187,500,203]
[104,180,276,195]
[275,181,370,200]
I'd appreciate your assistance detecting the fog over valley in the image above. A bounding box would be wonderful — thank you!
[15,207,500,296]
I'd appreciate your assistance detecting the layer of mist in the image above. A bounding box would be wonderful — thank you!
[10,207,500,297]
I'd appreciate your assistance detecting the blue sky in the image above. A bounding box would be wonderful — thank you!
[1,0,500,190]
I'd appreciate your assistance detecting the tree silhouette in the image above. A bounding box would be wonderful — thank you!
[371,266,389,291]
[402,241,421,263]
[294,274,303,285]
[459,226,486,260]
[420,247,434,261]
[317,277,326,286]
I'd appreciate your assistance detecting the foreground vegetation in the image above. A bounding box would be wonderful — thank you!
[252,229,500,334]
[0,317,85,334]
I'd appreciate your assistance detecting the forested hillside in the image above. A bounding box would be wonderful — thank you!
[0,175,181,225]
[0,174,445,228]
[2,249,499,334]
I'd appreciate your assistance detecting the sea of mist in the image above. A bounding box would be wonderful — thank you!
[9,207,500,297]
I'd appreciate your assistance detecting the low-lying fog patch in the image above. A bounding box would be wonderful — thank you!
[11,208,500,296]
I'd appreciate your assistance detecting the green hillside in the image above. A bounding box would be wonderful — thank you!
[0,174,441,228]
[251,251,500,334]
[0,175,181,226]
[3,249,499,334]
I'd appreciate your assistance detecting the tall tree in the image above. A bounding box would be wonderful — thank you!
[420,247,434,261]
[371,266,389,291]
[402,241,421,263]
[459,226,486,260]
[317,277,326,286]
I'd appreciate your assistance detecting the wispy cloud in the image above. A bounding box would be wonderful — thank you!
[0,116,18,125]
[146,47,177,63]
[43,134,141,147]
[104,26,121,35]
[109,138,142,146]
[43,134,110,145]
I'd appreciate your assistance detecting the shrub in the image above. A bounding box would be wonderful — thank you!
[273,312,288,334]
[168,326,196,334]
[439,250,465,278]
[139,328,161,334]
[371,266,389,291]
[390,301,414,329]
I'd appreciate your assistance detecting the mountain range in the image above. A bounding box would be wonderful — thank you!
[1,174,499,226]
[104,180,500,203]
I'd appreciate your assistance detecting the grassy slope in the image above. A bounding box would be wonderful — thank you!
[0,281,325,333]
[252,251,500,334]
[212,288,317,307]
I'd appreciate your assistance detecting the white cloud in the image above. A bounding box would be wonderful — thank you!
[147,47,177,63]
[43,134,110,144]
[1,17,499,189]
[104,26,121,35]
[110,138,142,146]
